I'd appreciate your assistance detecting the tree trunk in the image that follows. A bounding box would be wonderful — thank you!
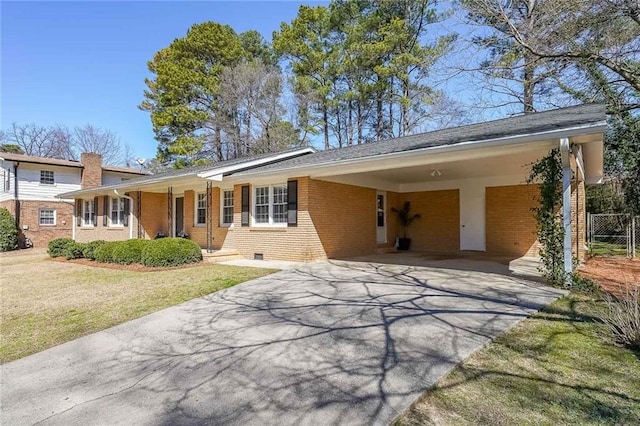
[323,104,330,150]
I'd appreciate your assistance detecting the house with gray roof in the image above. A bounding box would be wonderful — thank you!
[59,104,607,275]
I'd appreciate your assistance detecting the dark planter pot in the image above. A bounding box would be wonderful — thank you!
[397,238,411,251]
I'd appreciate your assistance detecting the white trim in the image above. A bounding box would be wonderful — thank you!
[194,192,207,227]
[220,188,234,227]
[197,148,315,180]
[251,183,288,227]
[38,208,56,226]
[108,196,125,227]
[114,190,134,239]
[560,138,573,281]
[81,199,95,227]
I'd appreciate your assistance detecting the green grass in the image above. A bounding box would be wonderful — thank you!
[589,241,629,257]
[394,293,640,425]
[0,252,276,363]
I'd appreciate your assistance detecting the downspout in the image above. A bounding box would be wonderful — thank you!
[114,190,134,239]
[560,138,573,284]
[13,162,20,226]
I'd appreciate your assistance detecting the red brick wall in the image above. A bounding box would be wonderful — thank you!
[80,153,102,189]
[0,199,74,247]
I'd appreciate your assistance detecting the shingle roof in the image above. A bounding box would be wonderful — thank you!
[57,147,315,198]
[237,103,607,175]
[0,152,148,174]
[0,152,83,168]
[102,165,149,175]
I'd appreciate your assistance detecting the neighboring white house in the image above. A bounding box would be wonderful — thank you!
[0,152,147,247]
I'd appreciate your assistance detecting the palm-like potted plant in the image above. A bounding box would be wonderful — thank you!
[391,201,421,251]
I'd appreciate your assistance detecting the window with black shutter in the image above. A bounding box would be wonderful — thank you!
[287,180,298,227]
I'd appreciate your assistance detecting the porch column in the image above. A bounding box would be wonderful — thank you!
[560,138,573,283]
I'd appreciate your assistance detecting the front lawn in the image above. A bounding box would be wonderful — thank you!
[394,293,640,425]
[0,249,275,363]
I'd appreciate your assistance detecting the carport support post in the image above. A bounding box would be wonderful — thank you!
[560,138,573,285]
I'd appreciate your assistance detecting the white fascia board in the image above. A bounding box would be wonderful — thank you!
[237,122,607,180]
[196,148,316,179]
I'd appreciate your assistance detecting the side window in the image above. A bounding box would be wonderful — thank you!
[195,193,206,225]
[40,170,55,185]
[39,209,55,225]
[221,190,234,225]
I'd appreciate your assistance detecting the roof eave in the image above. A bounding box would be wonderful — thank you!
[233,121,608,179]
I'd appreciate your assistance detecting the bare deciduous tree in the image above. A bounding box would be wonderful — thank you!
[72,124,122,165]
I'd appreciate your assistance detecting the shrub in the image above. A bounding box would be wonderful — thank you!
[571,273,601,294]
[94,241,119,263]
[83,240,107,260]
[0,208,18,252]
[142,238,202,267]
[64,241,86,260]
[600,285,640,350]
[111,239,149,265]
[48,238,75,258]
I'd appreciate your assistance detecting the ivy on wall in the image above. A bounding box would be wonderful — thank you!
[527,149,566,286]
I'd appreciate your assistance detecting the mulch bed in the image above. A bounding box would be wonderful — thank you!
[50,257,205,272]
[578,256,640,296]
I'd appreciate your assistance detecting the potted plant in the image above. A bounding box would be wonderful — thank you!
[391,201,421,251]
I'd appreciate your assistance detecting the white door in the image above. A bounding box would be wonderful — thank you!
[376,191,387,244]
[459,184,486,251]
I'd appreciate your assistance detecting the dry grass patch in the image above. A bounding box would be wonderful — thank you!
[1,249,275,363]
[394,293,640,426]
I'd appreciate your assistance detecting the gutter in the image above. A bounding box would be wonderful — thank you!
[114,190,134,239]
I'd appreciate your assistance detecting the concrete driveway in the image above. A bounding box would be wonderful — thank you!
[1,260,565,425]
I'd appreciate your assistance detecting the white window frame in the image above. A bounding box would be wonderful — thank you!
[40,170,55,185]
[194,192,207,226]
[82,199,95,227]
[39,208,56,226]
[220,189,234,227]
[109,197,125,227]
[252,184,287,227]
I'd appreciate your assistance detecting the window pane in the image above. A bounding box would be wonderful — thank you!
[40,170,54,185]
[255,187,269,223]
[39,209,54,225]
[222,190,234,224]
[273,185,287,223]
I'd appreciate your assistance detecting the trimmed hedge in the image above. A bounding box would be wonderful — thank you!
[48,237,203,268]
[48,238,75,258]
[142,238,202,267]
[94,241,120,263]
[111,239,150,265]
[64,241,86,260]
[83,240,106,260]
[0,208,18,252]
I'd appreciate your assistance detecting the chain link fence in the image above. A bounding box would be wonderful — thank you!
[587,213,638,258]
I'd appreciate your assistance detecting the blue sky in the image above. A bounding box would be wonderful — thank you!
[1,1,325,161]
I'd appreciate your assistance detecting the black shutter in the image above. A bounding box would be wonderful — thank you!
[76,199,81,227]
[241,185,250,227]
[287,180,298,227]
[103,196,108,226]
[123,198,130,227]
[92,197,98,227]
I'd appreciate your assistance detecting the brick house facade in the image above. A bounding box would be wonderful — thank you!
[0,152,147,247]
[61,105,606,275]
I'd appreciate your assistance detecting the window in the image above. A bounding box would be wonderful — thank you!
[2,169,9,192]
[39,209,55,226]
[40,170,54,185]
[195,193,206,225]
[221,190,234,225]
[253,184,287,226]
[82,199,95,226]
[110,197,125,226]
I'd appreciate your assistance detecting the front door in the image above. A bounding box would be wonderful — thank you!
[175,196,184,236]
[376,191,387,244]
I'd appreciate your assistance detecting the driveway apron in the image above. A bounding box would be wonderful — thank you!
[1,261,565,425]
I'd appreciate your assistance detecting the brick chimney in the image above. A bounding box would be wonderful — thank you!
[81,152,103,188]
